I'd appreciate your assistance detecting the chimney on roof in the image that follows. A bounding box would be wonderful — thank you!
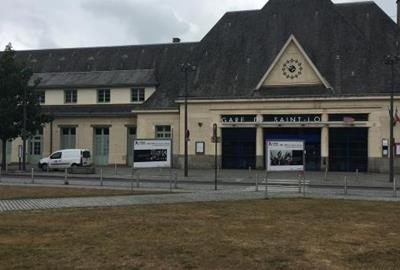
[172,37,181,43]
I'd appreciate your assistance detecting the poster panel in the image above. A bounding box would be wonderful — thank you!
[266,140,305,172]
[133,139,172,168]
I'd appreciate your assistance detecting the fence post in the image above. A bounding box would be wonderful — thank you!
[265,171,269,199]
[64,169,69,185]
[174,171,178,189]
[31,168,34,184]
[255,173,259,192]
[100,168,104,186]
[298,173,302,194]
[136,172,140,188]
[344,176,348,195]
[303,173,306,197]
[394,177,397,198]
[169,172,173,192]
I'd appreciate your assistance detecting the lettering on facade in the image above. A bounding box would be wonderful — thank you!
[264,114,322,123]
[221,115,257,123]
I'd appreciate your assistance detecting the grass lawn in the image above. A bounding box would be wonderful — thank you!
[0,185,164,200]
[0,199,399,269]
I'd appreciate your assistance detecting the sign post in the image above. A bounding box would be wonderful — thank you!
[265,140,306,197]
[266,141,305,172]
[133,139,172,169]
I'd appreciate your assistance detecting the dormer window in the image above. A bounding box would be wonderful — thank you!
[37,91,45,104]
[131,87,145,103]
[64,89,77,104]
[97,89,110,103]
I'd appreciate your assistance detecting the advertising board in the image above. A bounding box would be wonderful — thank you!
[266,140,305,172]
[133,140,172,168]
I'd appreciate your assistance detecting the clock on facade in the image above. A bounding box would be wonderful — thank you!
[282,58,303,79]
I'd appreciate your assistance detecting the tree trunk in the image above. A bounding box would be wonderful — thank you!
[1,139,6,170]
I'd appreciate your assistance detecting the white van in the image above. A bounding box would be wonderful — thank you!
[38,149,92,171]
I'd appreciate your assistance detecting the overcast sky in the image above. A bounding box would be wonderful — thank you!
[0,0,396,50]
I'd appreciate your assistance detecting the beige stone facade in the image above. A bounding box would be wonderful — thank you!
[4,94,399,173]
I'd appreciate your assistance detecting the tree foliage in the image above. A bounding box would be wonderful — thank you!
[0,43,52,169]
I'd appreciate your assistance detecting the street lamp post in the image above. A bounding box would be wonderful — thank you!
[180,63,196,177]
[385,55,399,183]
[22,84,27,172]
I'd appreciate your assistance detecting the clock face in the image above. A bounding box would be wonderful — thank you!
[282,58,303,79]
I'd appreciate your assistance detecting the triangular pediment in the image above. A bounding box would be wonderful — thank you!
[257,35,331,89]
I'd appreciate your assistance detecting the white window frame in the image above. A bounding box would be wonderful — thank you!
[131,87,145,103]
[64,89,77,104]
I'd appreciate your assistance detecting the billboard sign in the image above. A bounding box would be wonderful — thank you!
[266,140,305,172]
[133,140,172,168]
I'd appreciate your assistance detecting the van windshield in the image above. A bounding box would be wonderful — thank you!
[82,151,91,158]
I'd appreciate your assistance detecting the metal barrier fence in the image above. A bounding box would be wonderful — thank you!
[0,167,398,199]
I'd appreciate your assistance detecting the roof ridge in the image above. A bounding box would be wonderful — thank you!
[34,69,155,75]
[16,42,199,53]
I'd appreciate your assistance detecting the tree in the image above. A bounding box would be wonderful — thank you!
[0,43,52,170]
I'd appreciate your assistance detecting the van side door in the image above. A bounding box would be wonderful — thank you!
[49,152,62,169]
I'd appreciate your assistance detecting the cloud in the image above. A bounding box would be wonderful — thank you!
[81,0,191,44]
[0,0,396,50]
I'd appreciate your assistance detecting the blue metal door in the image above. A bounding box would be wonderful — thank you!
[222,128,256,169]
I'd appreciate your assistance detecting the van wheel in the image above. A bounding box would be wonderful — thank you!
[41,164,48,172]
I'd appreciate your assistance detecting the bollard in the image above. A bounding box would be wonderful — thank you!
[0,168,2,183]
[324,166,328,181]
[394,177,397,198]
[344,176,348,195]
[114,162,117,176]
[174,171,178,189]
[31,168,34,184]
[356,169,359,181]
[249,166,252,179]
[136,172,140,188]
[5,163,8,174]
[100,168,104,186]
[303,174,306,197]
[255,173,259,192]
[64,169,69,185]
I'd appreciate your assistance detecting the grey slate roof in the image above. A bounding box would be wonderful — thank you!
[15,42,197,109]
[32,69,157,89]
[12,0,400,113]
[187,0,400,99]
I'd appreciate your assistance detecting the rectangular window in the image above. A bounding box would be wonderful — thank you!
[37,91,45,104]
[128,127,137,136]
[64,89,77,104]
[97,89,111,103]
[155,125,171,139]
[131,88,145,103]
[61,127,76,149]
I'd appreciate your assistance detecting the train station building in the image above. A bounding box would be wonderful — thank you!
[2,0,400,172]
